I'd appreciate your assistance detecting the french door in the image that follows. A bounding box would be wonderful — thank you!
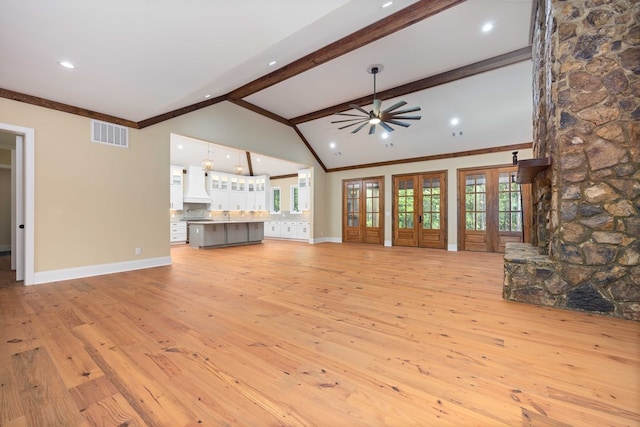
[342,177,384,244]
[458,166,530,253]
[393,171,447,249]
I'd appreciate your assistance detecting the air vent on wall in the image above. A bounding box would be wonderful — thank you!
[91,120,128,148]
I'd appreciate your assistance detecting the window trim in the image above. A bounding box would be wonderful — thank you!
[290,185,300,214]
[270,186,281,214]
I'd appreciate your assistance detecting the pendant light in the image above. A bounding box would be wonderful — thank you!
[233,150,244,175]
[202,143,214,172]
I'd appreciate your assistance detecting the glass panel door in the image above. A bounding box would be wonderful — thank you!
[347,182,360,228]
[343,178,384,244]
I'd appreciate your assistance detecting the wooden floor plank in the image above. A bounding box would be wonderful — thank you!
[0,242,638,426]
[10,347,84,426]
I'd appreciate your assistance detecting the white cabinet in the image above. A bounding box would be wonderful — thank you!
[247,175,269,211]
[298,169,311,211]
[170,221,187,244]
[170,165,184,211]
[229,176,247,211]
[280,221,297,239]
[295,222,310,240]
[264,221,281,238]
[209,173,230,211]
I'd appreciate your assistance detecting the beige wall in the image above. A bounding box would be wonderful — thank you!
[0,98,168,271]
[325,149,532,247]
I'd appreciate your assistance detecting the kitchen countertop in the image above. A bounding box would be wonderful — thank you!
[186,219,266,224]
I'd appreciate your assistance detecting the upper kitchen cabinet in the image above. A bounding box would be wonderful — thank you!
[247,175,269,211]
[170,165,184,211]
[298,169,311,211]
[229,176,247,211]
[209,172,230,211]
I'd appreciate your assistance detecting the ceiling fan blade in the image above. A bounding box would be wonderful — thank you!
[369,124,376,135]
[335,112,368,117]
[338,119,369,130]
[349,104,370,115]
[380,121,394,133]
[386,119,411,128]
[390,115,422,121]
[331,118,369,124]
[388,106,421,115]
[351,121,370,134]
[382,101,407,113]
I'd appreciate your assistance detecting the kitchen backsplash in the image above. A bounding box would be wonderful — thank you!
[173,204,310,222]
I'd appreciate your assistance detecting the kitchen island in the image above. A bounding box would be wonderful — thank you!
[188,220,264,248]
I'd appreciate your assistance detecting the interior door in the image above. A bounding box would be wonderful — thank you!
[13,136,24,281]
[459,166,527,253]
[393,172,447,248]
[342,177,384,244]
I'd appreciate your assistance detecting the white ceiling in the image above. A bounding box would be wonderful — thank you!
[0,0,534,173]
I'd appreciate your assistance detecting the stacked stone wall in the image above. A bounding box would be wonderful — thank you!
[505,0,639,321]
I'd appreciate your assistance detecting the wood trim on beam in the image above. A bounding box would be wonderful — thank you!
[326,142,533,173]
[137,95,227,129]
[270,173,298,180]
[293,126,327,172]
[227,99,292,126]
[291,46,533,125]
[228,0,466,100]
[0,87,139,129]
[246,151,254,176]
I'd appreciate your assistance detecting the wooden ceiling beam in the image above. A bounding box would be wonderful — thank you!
[0,87,139,129]
[227,0,467,100]
[290,46,532,125]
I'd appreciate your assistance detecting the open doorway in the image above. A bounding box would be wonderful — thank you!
[0,124,35,284]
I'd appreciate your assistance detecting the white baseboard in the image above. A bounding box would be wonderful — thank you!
[448,244,458,251]
[384,240,392,247]
[32,256,172,285]
[310,237,343,244]
[0,244,10,252]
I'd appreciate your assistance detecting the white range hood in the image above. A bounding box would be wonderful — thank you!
[183,165,210,204]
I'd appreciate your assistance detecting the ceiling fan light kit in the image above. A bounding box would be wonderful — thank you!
[332,64,421,135]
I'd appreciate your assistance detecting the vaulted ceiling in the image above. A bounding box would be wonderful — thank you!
[0,0,535,173]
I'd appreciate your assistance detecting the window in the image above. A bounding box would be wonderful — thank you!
[290,185,299,213]
[271,187,281,213]
[498,171,522,232]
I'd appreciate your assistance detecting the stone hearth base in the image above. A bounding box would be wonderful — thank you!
[502,243,638,320]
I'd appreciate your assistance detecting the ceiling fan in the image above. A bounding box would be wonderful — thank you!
[332,65,422,135]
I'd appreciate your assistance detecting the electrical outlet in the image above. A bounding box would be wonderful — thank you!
[135,247,142,255]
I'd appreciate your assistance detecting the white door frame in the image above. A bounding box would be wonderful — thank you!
[1,123,34,285]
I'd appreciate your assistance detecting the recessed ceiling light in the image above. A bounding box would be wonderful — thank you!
[177,144,183,150]
[226,154,231,159]
[59,60,75,69]
[268,60,277,66]
[450,117,460,126]
[482,22,493,33]
[382,1,393,8]
[381,132,389,140]
[256,158,261,162]
[330,142,336,149]
[204,94,211,99]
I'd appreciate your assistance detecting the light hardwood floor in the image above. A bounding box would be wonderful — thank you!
[1,240,638,426]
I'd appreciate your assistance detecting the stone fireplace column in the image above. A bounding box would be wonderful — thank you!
[504,0,639,320]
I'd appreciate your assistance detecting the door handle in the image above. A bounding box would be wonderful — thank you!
[419,215,422,223]
[19,224,25,229]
